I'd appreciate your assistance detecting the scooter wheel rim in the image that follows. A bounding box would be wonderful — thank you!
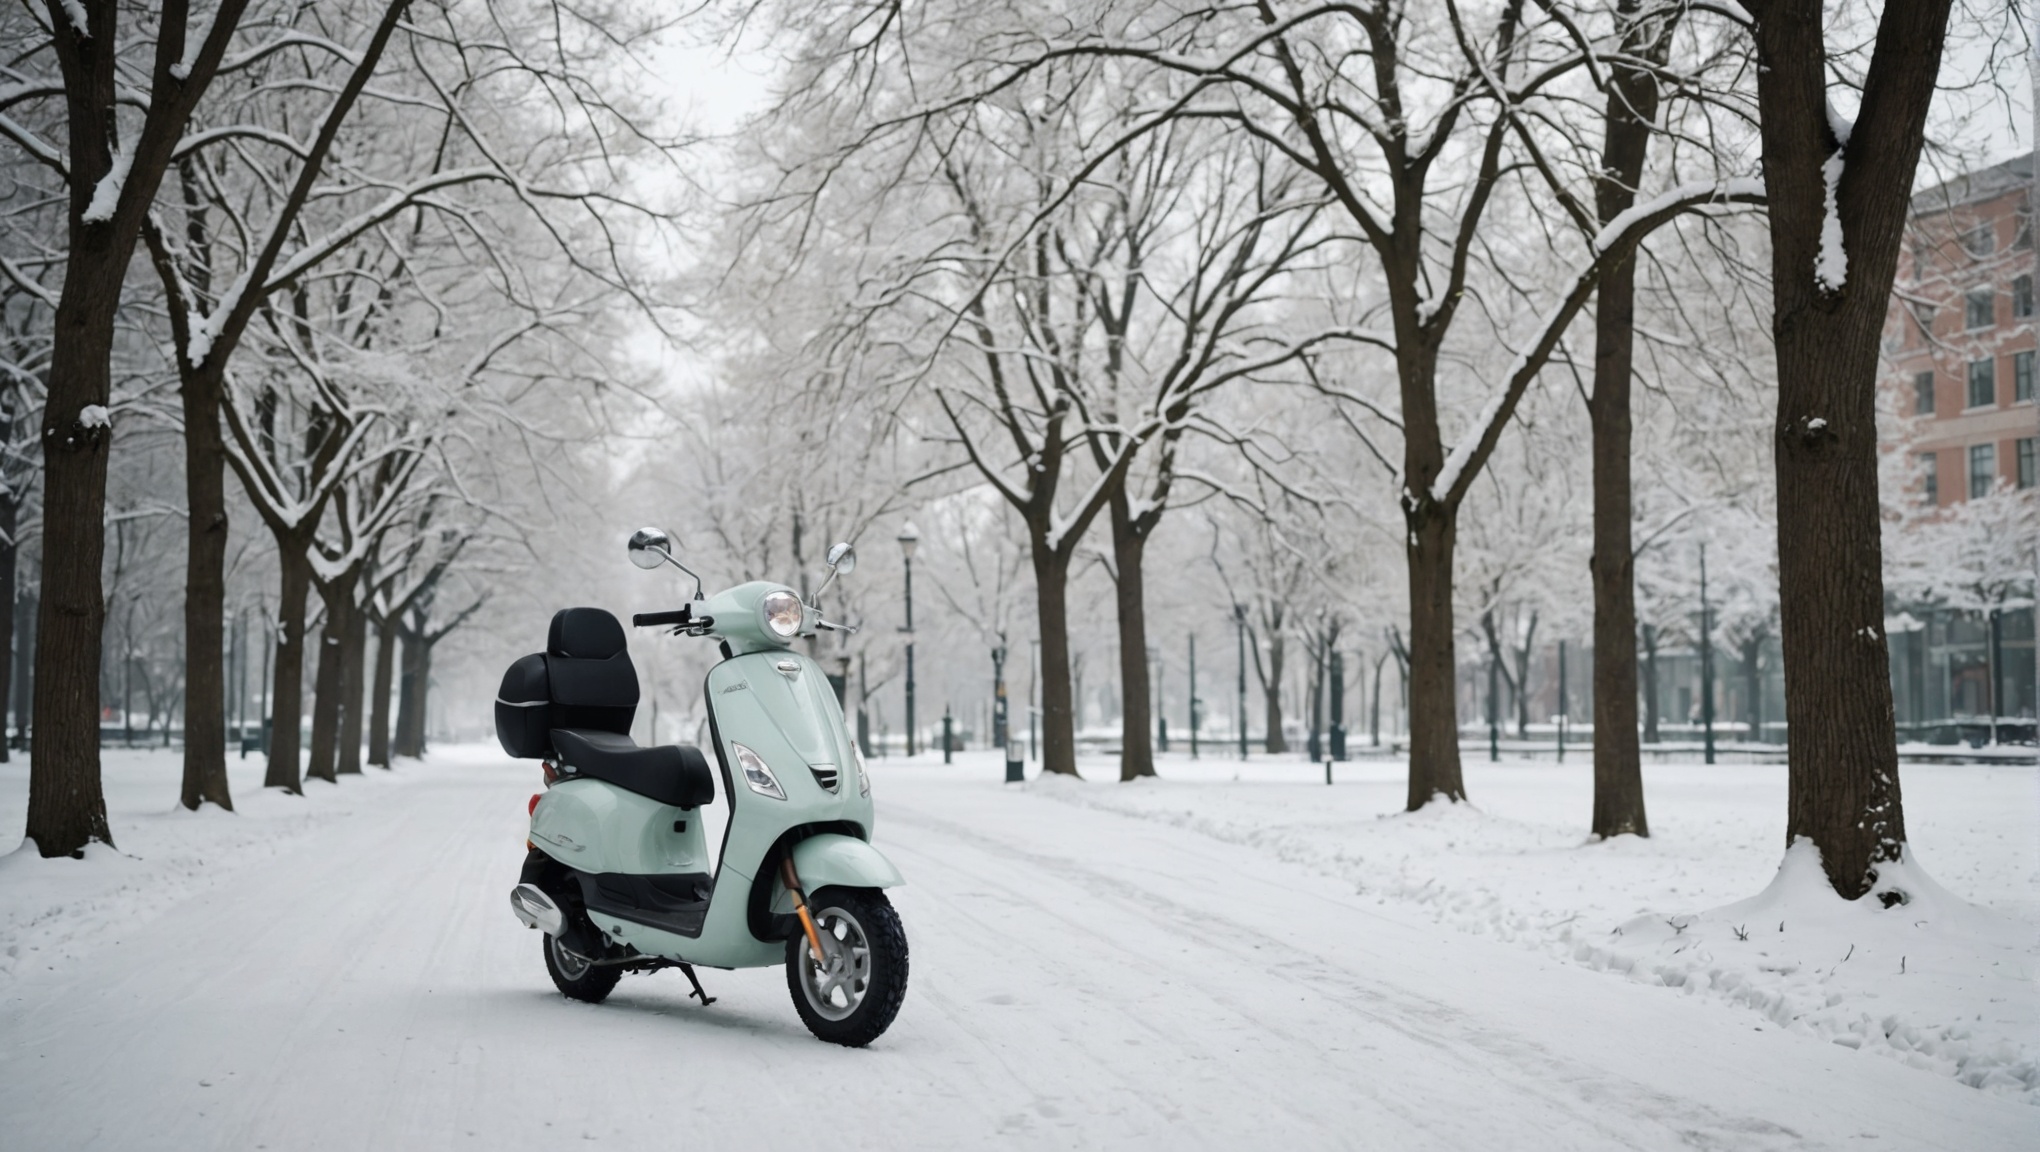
[549,934,593,981]
[798,904,872,1021]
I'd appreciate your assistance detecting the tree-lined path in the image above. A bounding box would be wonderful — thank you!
[0,749,2022,1150]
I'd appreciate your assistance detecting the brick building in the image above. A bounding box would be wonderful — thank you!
[1887,153,2035,500]
[1881,153,2036,742]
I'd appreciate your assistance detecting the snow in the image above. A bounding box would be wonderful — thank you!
[1430,388,1507,502]
[58,0,89,38]
[1590,177,1765,254]
[0,745,2030,1147]
[183,280,243,366]
[78,403,110,429]
[1027,752,2039,1107]
[1691,0,1755,22]
[1807,417,1827,431]
[1816,150,1848,292]
[81,136,135,224]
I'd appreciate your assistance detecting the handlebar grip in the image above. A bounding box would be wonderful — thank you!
[633,609,691,627]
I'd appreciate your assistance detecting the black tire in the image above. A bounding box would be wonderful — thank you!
[785,886,909,1047]
[544,932,623,1003]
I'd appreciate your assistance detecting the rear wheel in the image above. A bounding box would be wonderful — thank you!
[786,886,908,1047]
[544,932,622,1003]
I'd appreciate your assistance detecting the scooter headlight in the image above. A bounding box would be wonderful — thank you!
[854,743,871,797]
[731,742,785,800]
[762,590,803,638]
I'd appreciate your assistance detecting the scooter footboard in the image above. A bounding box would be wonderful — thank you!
[791,833,904,891]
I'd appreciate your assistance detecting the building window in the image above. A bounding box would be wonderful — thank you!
[1962,221,1995,258]
[1965,288,1995,329]
[2014,274,2035,318]
[1967,359,1996,408]
[2017,214,2034,251]
[1969,443,1997,498]
[2018,350,2035,403]
[1912,370,1935,415]
[1920,452,1939,504]
[2019,438,2038,490]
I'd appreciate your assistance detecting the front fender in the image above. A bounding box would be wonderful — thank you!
[792,832,904,890]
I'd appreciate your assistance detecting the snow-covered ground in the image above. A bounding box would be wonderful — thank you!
[1028,751,2039,1104]
[0,744,2031,1149]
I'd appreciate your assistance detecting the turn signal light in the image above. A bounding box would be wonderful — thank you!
[528,794,541,816]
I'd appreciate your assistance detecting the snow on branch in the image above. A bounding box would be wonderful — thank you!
[81,135,135,223]
[1592,177,1765,254]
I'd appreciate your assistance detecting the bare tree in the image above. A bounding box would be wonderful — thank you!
[5,0,257,854]
[1743,0,1952,898]
[964,1,1765,807]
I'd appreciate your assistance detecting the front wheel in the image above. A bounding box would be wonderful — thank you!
[544,932,622,1003]
[786,887,908,1046]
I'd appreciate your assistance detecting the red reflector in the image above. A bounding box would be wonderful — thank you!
[528,794,541,816]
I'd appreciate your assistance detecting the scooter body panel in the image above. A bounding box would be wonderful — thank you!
[530,778,710,876]
[705,650,876,881]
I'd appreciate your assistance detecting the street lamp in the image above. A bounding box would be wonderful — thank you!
[898,521,919,757]
[1233,603,1248,760]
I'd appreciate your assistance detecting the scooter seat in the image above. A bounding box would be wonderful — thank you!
[551,728,717,809]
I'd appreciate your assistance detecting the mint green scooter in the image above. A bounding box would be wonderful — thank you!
[495,529,907,1046]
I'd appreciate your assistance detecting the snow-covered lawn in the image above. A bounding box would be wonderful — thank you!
[1028,749,2040,1103]
[0,744,2031,1150]
[0,748,427,982]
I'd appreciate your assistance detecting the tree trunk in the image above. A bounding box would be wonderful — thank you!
[307,574,356,783]
[1511,630,1534,738]
[1109,497,1155,780]
[394,626,426,758]
[265,544,313,792]
[1030,543,1079,776]
[1641,624,1660,745]
[13,590,34,752]
[411,638,433,755]
[1587,266,1648,835]
[1403,511,1466,809]
[1261,630,1287,754]
[1584,0,1666,841]
[1752,0,1949,897]
[0,489,15,764]
[1743,636,1764,742]
[179,364,232,810]
[1370,653,1385,746]
[368,614,396,767]
[337,592,369,775]
[27,296,117,855]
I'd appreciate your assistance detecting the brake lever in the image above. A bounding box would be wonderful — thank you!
[815,619,859,634]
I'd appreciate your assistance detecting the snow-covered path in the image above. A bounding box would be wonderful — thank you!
[0,751,2028,1150]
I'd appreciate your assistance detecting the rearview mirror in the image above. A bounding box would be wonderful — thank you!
[628,527,672,570]
[813,541,857,602]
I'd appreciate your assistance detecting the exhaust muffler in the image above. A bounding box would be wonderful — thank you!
[510,883,566,935]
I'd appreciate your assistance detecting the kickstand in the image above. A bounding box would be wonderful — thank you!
[678,963,716,1006]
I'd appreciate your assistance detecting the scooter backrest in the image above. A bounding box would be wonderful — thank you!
[546,607,638,736]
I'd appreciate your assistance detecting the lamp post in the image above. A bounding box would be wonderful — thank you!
[1699,542,1716,765]
[898,522,919,757]
[1557,639,1569,764]
[992,641,1008,749]
[995,640,1022,782]
[1234,603,1248,760]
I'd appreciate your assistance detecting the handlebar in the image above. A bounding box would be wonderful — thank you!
[633,608,697,627]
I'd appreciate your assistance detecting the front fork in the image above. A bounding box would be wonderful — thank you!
[779,855,829,965]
